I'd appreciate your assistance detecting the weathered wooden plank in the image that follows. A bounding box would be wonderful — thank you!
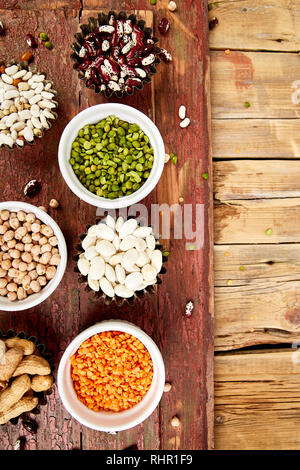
[0,7,83,450]
[215,278,300,350]
[212,119,300,159]
[214,160,300,201]
[215,198,300,244]
[215,349,300,449]
[215,243,300,287]
[211,51,300,119]
[209,0,300,52]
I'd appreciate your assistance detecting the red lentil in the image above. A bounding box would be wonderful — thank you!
[70,331,153,412]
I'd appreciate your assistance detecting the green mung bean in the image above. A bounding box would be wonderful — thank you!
[69,115,154,199]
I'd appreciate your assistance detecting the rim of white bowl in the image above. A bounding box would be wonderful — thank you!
[0,201,67,311]
[58,103,165,209]
[57,320,165,432]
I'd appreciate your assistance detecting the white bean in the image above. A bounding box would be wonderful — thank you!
[119,219,138,239]
[99,277,114,297]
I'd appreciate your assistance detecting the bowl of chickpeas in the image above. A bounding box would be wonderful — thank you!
[0,201,67,311]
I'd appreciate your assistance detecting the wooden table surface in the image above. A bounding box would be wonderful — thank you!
[210,0,300,450]
[0,0,214,450]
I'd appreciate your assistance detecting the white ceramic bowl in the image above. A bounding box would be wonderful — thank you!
[57,320,165,432]
[0,201,67,311]
[58,103,165,209]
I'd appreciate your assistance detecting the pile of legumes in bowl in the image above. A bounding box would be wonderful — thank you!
[58,103,165,209]
[0,202,67,311]
[57,321,165,432]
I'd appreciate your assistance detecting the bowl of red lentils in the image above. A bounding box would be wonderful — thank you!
[57,320,165,432]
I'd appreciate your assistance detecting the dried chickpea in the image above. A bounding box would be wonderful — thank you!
[30,280,41,293]
[7,291,17,301]
[51,247,59,255]
[49,236,58,247]
[2,253,10,260]
[36,264,46,276]
[27,262,36,272]
[41,244,51,254]
[31,223,40,233]
[25,212,36,223]
[7,282,17,292]
[0,279,8,289]
[32,232,42,242]
[21,252,32,263]
[24,243,33,252]
[10,212,17,218]
[3,221,9,228]
[1,244,9,252]
[18,262,28,272]
[23,222,32,232]
[17,210,26,222]
[9,218,20,230]
[28,270,38,280]
[37,276,47,287]
[39,236,48,246]
[22,233,32,244]
[8,268,19,278]
[0,288,8,296]
[22,275,31,290]
[27,288,33,295]
[3,230,14,242]
[0,268,7,278]
[0,210,10,221]
[15,242,24,252]
[40,225,54,237]
[12,259,21,269]
[7,239,16,249]
[15,226,27,240]
[9,249,21,259]
[49,199,59,208]
[1,259,11,271]
[40,253,51,265]
[31,245,41,256]
[17,286,27,300]
[0,225,8,235]
[50,254,61,266]
[45,266,56,280]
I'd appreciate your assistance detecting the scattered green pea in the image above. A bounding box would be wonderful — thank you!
[163,251,170,257]
[226,279,233,286]
[170,152,178,165]
[39,32,48,41]
[69,115,154,199]
[202,172,209,180]
[44,41,53,49]
[150,0,157,4]
[239,266,245,271]
[244,101,251,108]
[265,228,273,236]
[208,4,213,10]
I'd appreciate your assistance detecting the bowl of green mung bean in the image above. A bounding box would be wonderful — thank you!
[58,104,165,209]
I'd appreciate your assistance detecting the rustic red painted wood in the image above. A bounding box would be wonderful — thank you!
[0,0,213,450]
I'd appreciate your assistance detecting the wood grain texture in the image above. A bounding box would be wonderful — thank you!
[214,244,300,350]
[215,349,300,449]
[0,0,214,450]
[214,198,300,244]
[211,51,300,119]
[214,160,300,201]
[212,118,300,159]
[209,0,300,52]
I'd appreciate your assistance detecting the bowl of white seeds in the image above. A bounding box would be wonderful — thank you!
[0,60,58,149]
[75,215,167,305]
